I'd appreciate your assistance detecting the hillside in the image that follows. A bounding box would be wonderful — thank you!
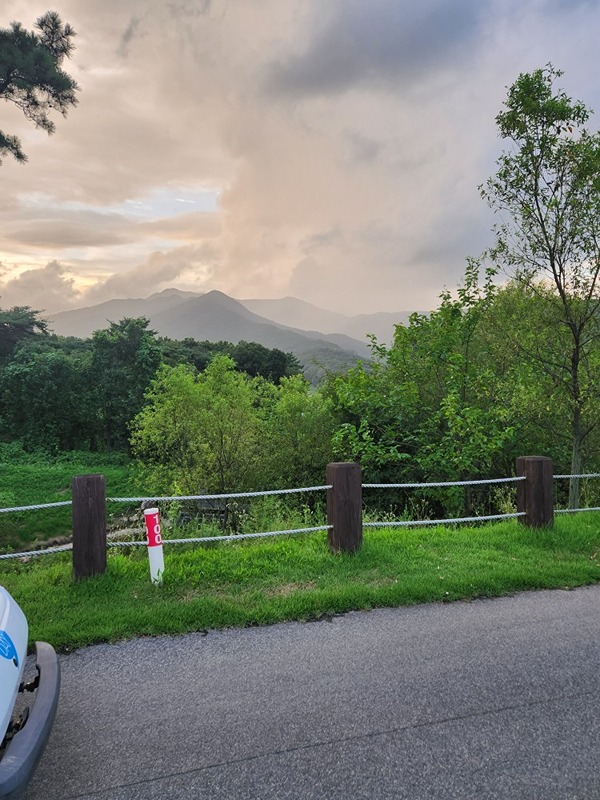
[240,297,412,344]
[49,290,370,383]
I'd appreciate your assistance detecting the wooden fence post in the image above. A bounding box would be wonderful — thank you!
[516,456,554,528]
[327,462,362,553]
[72,474,107,580]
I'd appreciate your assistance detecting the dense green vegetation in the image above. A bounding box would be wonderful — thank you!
[0,311,301,454]
[1,514,599,649]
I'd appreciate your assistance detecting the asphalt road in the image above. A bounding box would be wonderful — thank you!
[24,585,600,799]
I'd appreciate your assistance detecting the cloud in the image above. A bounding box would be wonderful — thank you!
[81,244,215,305]
[137,211,220,241]
[117,15,143,58]
[2,0,600,318]
[0,210,132,250]
[0,261,80,314]
[266,0,488,97]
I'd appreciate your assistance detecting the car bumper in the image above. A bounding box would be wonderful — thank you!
[0,642,60,799]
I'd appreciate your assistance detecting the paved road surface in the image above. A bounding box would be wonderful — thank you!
[24,585,600,799]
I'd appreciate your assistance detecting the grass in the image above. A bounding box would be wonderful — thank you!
[1,513,599,651]
[0,452,135,550]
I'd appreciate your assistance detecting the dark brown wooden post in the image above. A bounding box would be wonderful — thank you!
[72,474,107,580]
[516,456,554,528]
[327,462,362,553]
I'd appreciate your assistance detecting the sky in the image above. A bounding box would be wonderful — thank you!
[1,0,600,317]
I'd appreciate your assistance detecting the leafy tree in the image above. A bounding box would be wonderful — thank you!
[327,265,520,516]
[0,11,79,163]
[158,337,234,372]
[261,375,335,488]
[0,306,48,363]
[91,318,162,450]
[157,337,301,382]
[231,341,301,382]
[129,364,207,493]
[131,356,263,494]
[0,347,94,451]
[479,282,579,469]
[481,65,600,507]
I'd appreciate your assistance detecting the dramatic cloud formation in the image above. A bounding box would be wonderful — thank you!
[0,260,79,312]
[1,0,600,315]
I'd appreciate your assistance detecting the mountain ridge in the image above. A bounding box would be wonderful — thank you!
[48,290,413,382]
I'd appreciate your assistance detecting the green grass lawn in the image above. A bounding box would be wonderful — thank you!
[1,513,599,651]
[0,453,136,550]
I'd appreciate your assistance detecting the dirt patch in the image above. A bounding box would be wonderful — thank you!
[265,581,317,598]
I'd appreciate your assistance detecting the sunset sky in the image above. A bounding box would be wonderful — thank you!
[1,0,600,316]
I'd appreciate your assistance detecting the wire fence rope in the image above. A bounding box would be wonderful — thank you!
[364,512,525,528]
[362,476,525,489]
[107,485,332,503]
[554,473,600,480]
[0,500,72,514]
[107,524,333,548]
[555,506,600,514]
[0,543,73,561]
[2,472,600,561]
[554,473,600,514]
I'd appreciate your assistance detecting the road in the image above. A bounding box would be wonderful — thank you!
[24,585,600,799]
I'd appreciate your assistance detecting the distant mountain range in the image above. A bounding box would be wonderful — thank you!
[49,290,412,382]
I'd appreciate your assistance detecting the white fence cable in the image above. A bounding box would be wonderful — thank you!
[0,543,73,560]
[363,476,525,489]
[555,506,600,514]
[107,486,331,503]
[107,525,332,548]
[554,473,600,480]
[0,500,72,514]
[364,512,525,528]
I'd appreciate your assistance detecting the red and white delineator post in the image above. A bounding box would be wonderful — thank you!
[143,508,165,585]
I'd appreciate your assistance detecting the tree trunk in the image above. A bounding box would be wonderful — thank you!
[568,331,583,510]
[568,406,583,510]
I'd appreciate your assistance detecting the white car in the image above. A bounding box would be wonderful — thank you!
[0,586,60,799]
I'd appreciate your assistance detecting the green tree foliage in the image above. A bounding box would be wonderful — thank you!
[91,318,162,451]
[327,266,519,515]
[0,306,48,363]
[261,375,335,488]
[0,11,79,163]
[158,338,234,372]
[130,356,263,494]
[231,341,300,382]
[0,312,309,457]
[481,65,600,506]
[1,346,94,451]
[158,337,301,382]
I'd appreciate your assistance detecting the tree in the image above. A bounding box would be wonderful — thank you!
[481,65,600,507]
[326,265,521,517]
[231,341,301,382]
[0,306,48,363]
[131,356,263,495]
[0,347,94,451]
[91,318,162,450]
[158,337,234,372]
[0,11,78,164]
[261,375,335,488]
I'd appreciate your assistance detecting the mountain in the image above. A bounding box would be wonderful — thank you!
[240,297,412,344]
[48,290,371,383]
[46,289,200,339]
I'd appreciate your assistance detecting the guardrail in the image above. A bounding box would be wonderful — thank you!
[0,456,597,580]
